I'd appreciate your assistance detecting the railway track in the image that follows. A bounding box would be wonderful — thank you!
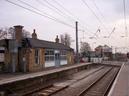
[30,85,68,96]
[28,66,106,96]
[8,66,105,96]
[77,67,119,96]
[48,67,113,96]
[7,66,119,96]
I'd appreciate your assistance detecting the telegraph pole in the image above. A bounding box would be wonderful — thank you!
[76,21,79,63]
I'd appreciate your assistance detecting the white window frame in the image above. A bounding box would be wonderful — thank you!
[60,50,67,65]
[35,49,40,64]
[45,49,55,62]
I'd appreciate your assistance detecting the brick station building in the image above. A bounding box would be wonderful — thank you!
[0,25,74,73]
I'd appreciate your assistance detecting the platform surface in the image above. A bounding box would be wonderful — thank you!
[108,62,129,96]
[0,63,91,85]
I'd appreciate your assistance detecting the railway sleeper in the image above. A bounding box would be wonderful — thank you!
[36,85,69,96]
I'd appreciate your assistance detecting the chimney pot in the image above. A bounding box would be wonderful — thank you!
[33,29,35,33]
[14,25,24,42]
[55,35,59,43]
[32,29,37,39]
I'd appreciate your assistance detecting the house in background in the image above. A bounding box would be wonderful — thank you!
[95,45,112,60]
[0,25,74,73]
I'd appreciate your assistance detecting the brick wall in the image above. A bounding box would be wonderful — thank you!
[4,47,74,72]
[4,49,10,72]
[27,48,45,72]
[67,51,74,64]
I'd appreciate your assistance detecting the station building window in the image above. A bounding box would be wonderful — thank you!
[35,49,39,64]
[45,49,67,61]
[45,49,54,61]
[60,50,67,60]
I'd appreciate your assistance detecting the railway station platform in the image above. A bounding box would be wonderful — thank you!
[0,63,91,86]
[108,62,129,96]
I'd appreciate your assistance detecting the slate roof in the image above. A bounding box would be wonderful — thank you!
[0,38,73,51]
[27,38,73,51]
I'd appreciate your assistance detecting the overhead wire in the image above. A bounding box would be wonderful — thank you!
[52,0,77,20]
[6,0,103,41]
[52,0,87,25]
[123,0,128,37]
[37,0,96,37]
[81,0,103,24]
[5,0,75,29]
[18,0,60,20]
[82,0,118,43]
[36,0,65,18]
[52,0,97,34]
[81,0,109,34]
[36,0,94,36]
[91,0,112,32]
[92,0,106,23]
[108,27,115,38]
[36,0,74,23]
[6,0,96,44]
[41,0,98,37]
[42,0,75,22]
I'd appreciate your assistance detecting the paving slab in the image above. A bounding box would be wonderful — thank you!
[108,62,129,96]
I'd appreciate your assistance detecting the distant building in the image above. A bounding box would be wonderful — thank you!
[95,45,112,60]
[0,25,74,73]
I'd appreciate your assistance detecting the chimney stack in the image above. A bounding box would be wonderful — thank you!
[55,35,59,43]
[14,25,23,42]
[32,29,37,39]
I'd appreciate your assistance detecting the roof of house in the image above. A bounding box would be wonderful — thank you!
[27,38,73,51]
[0,38,73,51]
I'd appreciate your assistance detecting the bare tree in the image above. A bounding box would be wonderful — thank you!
[8,27,15,39]
[0,27,14,39]
[60,34,65,44]
[0,27,31,40]
[60,33,71,47]
[80,42,91,54]
[22,29,31,38]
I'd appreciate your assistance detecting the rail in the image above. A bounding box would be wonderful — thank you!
[77,67,119,96]
[107,63,125,96]
[30,85,69,96]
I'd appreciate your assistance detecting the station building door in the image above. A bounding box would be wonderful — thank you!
[55,50,60,67]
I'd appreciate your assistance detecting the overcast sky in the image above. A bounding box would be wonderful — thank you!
[0,0,129,52]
